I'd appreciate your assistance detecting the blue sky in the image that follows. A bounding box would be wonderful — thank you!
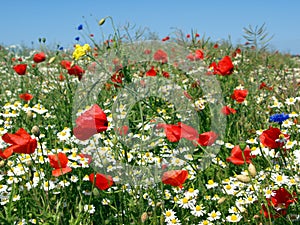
[1,0,300,54]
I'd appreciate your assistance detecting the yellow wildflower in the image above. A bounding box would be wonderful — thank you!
[72,44,91,60]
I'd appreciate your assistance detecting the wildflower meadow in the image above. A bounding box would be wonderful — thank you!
[0,17,299,225]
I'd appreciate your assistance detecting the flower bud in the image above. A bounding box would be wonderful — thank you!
[236,174,250,183]
[92,187,100,196]
[141,212,148,223]
[217,197,226,204]
[0,160,5,168]
[239,143,247,150]
[27,110,33,119]
[26,159,33,167]
[98,18,106,26]
[248,163,257,177]
[31,126,40,137]
[48,57,56,64]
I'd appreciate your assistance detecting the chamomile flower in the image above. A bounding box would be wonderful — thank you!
[198,220,213,225]
[102,198,110,205]
[246,138,258,144]
[271,173,289,186]
[190,204,206,217]
[225,143,234,149]
[70,175,79,183]
[207,210,221,221]
[164,209,176,222]
[167,217,182,225]
[206,179,218,189]
[285,140,297,149]
[12,194,20,202]
[57,127,71,142]
[14,219,27,225]
[177,197,196,209]
[281,119,294,128]
[184,188,199,199]
[226,214,242,223]
[84,204,95,214]
[263,187,273,198]
[285,97,297,105]
[42,181,55,191]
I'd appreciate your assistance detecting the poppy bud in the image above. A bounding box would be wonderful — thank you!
[0,160,5,168]
[26,159,33,167]
[31,125,40,137]
[141,212,148,223]
[111,136,118,145]
[48,57,56,64]
[27,110,33,119]
[99,18,106,26]
[248,163,257,177]
[236,174,250,183]
[92,187,100,196]
[239,143,247,150]
[217,197,226,204]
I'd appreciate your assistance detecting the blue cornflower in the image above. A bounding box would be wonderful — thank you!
[75,36,80,41]
[77,24,83,30]
[269,113,289,124]
[58,46,64,51]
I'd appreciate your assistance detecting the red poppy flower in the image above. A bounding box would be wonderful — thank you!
[89,173,114,190]
[196,131,218,146]
[13,64,27,75]
[226,145,255,165]
[186,53,196,61]
[235,48,241,54]
[231,89,248,103]
[177,122,199,141]
[270,187,297,208]
[146,66,157,76]
[73,104,108,141]
[58,73,65,81]
[162,170,188,189]
[259,82,273,91]
[162,36,170,42]
[221,106,236,115]
[144,49,151,55]
[187,49,204,61]
[157,123,182,142]
[2,128,37,154]
[210,56,234,76]
[48,152,72,177]
[213,44,219,48]
[116,125,129,136]
[61,60,71,70]
[162,71,170,78]
[33,52,46,63]
[261,187,297,218]
[68,65,84,79]
[19,93,33,101]
[195,49,204,60]
[259,127,289,149]
[157,122,199,142]
[111,71,124,87]
[153,49,168,63]
[68,65,85,80]
[0,149,13,159]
